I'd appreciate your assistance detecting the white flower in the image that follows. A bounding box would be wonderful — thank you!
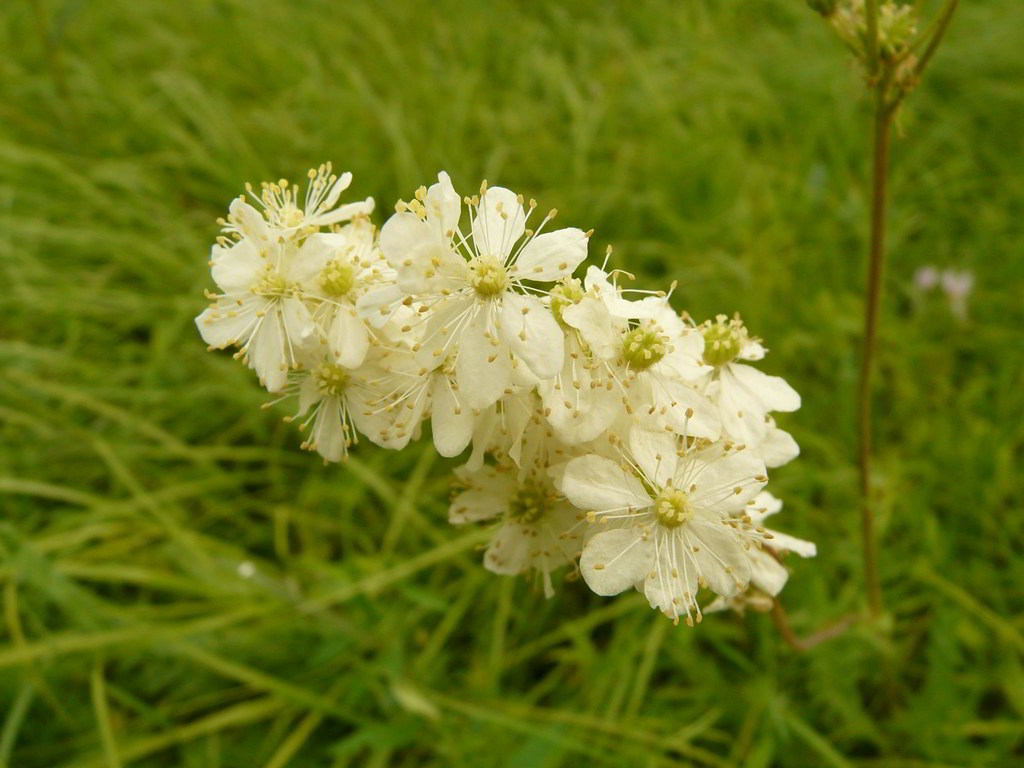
[358,344,472,457]
[196,166,375,391]
[196,224,318,392]
[537,276,624,444]
[464,386,545,472]
[277,353,393,463]
[195,167,814,626]
[238,164,374,237]
[556,269,721,442]
[364,341,538,461]
[698,315,800,445]
[376,173,589,409]
[705,491,816,614]
[561,429,772,624]
[736,491,816,596]
[294,218,391,369]
[449,461,583,597]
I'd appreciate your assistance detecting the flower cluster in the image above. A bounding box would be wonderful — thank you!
[196,165,815,624]
[809,0,922,96]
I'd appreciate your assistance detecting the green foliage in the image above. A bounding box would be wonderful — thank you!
[1,0,1022,765]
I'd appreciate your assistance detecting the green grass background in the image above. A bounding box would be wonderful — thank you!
[2,0,1023,765]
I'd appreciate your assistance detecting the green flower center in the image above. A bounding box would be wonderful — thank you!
[654,489,693,529]
[281,204,305,228]
[550,277,584,328]
[508,481,552,525]
[319,260,355,297]
[315,363,349,396]
[701,316,746,366]
[254,265,292,296]
[621,324,669,370]
[470,256,509,298]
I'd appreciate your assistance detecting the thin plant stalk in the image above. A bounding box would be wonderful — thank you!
[857,84,894,619]
[865,0,880,74]
[916,0,961,78]
[855,0,960,621]
[771,600,862,652]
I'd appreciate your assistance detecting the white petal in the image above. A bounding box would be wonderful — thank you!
[298,375,321,415]
[580,529,652,596]
[511,228,588,282]
[651,377,722,440]
[471,186,524,259]
[688,522,750,596]
[748,549,789,596]
[320,171,353,211]
[379,215,432,293]
[349,383,423,451]
[289,233,350,286]
[717,379,769,445]
[561,455,653,513]
[583,264,614,293]
[379,212,454,293]
[249,306,289,392]
[688,450,767,513]
[738,339,766,361]
[195,294,262,349]
[329,307,370,368]
[314,197,375,226]
[703,596,732,615]
[484,524,532,575]
[448,466,515,524]
[425,171,461,240]
[747,491,784,523]
[497,392,535,467]
[356,284,405,328]
[657,333,711,382]
[228,198,270,240]
[211,239,261,293]
[455,312,513,410]
[540,349,618,445]
[499,292,564,379]
[626,296,676,321]
[429,375,474,457]
[629,428,678,488]
[582,265,649,319]
[765,530,817,558]
[465,405,497,471]
[561,296,618,359]
[728,363,801,413]
[281,297,318,351]
[643,533,698,615]
[542,386,617,445]
[413,295,474,367]
[758,424,800,468]
[311,397,346,463]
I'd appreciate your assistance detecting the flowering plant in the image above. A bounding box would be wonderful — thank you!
[196,165,813,625]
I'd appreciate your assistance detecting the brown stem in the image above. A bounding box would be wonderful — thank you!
[916,0,960,79]
[865,0,880,76]
[858,88,894,619]
[771,600,861,653]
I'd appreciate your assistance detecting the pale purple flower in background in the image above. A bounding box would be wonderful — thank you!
[913,264,973,322]
[940,269,974,321]
[913,265,939,291]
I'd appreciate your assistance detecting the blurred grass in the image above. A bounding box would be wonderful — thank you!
[1,0,1023,765]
